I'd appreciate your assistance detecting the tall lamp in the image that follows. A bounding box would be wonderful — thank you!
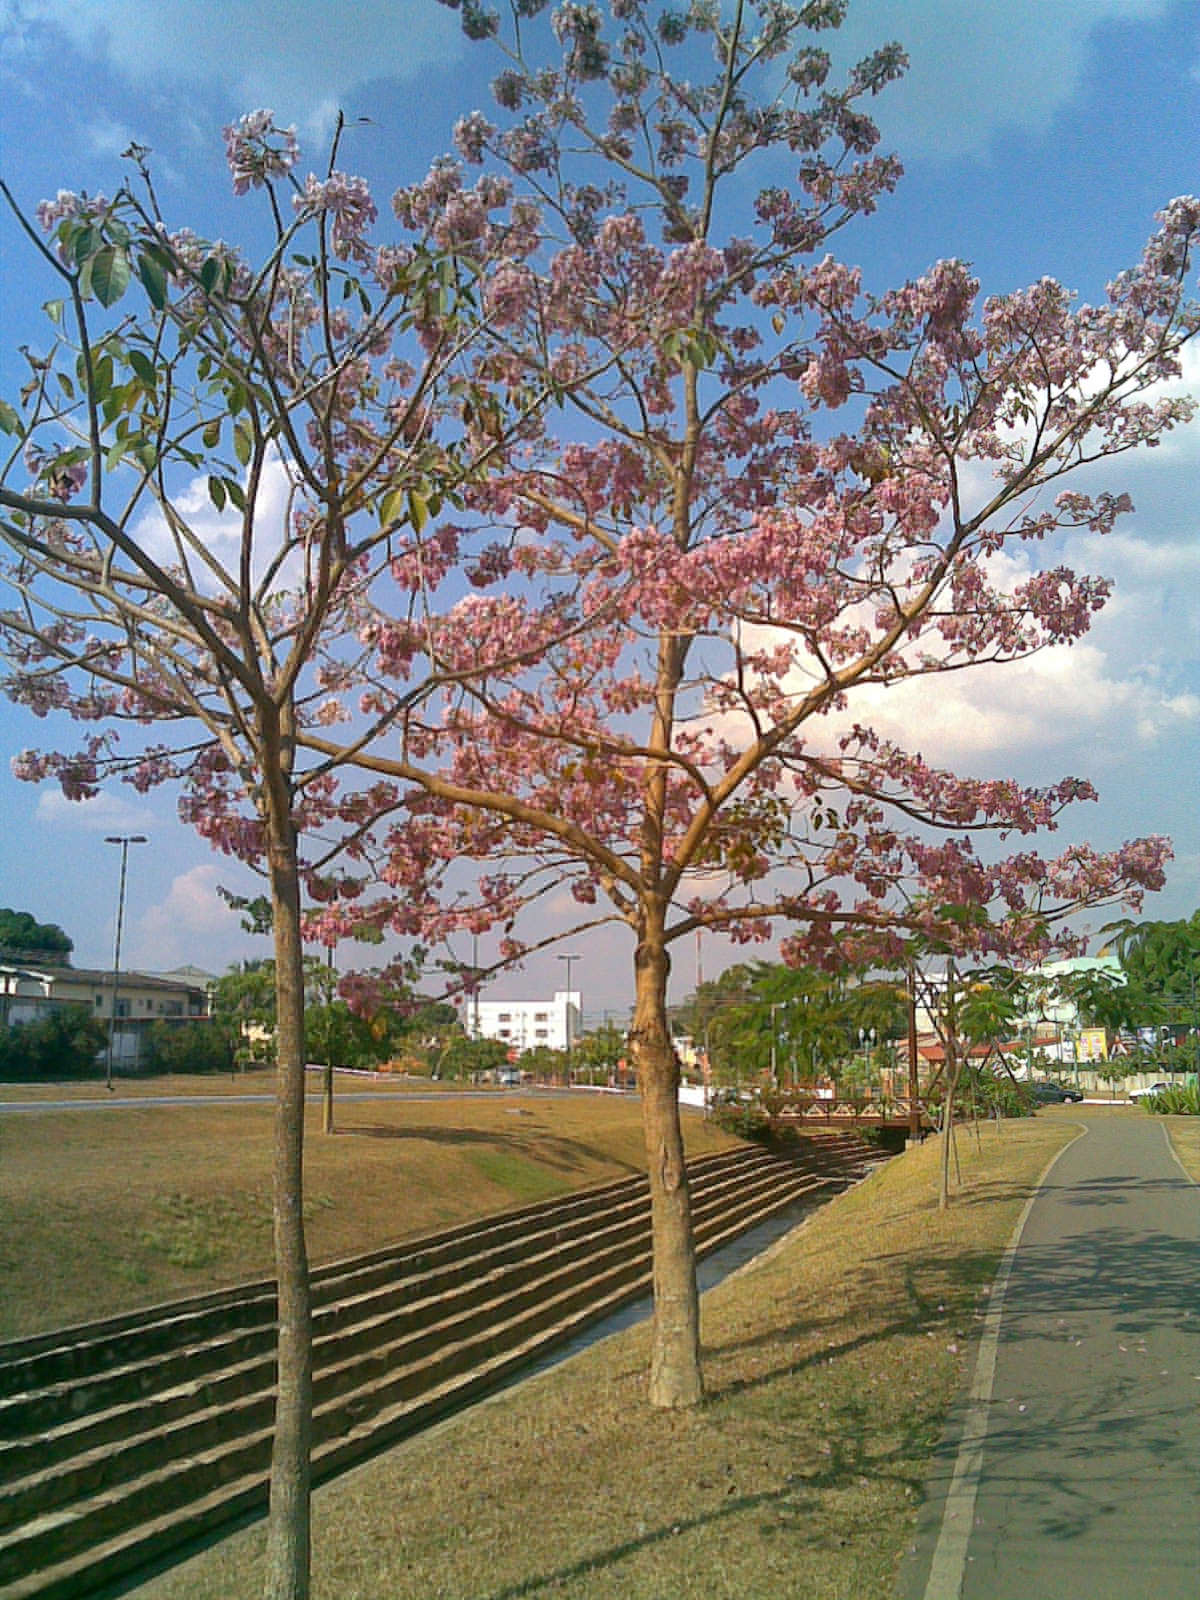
[105,834,147,1090]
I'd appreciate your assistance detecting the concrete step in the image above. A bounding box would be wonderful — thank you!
[0,1137,876,1599]
[1,1163,824,1588]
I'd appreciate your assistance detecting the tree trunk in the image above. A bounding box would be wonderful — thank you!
[263,788,313,1600]
[631,927,702,1407]
[938,961,959,1213]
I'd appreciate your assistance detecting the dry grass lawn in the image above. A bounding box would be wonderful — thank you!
[0,1087,734,1339]
[133,1116,1077,1600]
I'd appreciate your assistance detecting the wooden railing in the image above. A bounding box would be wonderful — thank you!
[766,1093,933,1132]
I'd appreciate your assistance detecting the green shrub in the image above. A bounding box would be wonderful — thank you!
[979,1080,1037,1119]
[1141,1081,1200,1116]
[710,1101,772,1142]
[143,1019,238,1074]
[0,1006,106,1078]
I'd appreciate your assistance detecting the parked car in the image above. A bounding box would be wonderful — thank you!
[1028,1080,1085,1104]
[708,1087,757,1107]
[496,1067,522,1087]
[1128,1081,1171,1102]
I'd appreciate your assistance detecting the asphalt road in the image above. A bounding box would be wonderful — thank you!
[900,1111,1200,1600]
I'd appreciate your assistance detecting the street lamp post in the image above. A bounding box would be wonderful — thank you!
[557,953,581,1083]
[105,834,148,1090]
[770,1001,784,1089]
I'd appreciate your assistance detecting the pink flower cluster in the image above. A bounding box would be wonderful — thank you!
[293,171,378,262]
[223,110,299,196]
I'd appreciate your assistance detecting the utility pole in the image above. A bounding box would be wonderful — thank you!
[105,834,148,1090]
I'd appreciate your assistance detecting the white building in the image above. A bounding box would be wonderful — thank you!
[470,991,581,1054]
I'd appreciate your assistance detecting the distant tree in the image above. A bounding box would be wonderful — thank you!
[0,908,73,960]
[435,1031,510,1078]
[517,1043,568,1080]
[674,965,758,1081]
[696,959,904,1087]
[956,969,1024,1054]
[1102,913,1200,1008]
[1055,965,1149,1036]
[573,1021,627,1079]
[143,1017,238,1074]
[211,961,280,1032]
[0,1005,105,1077]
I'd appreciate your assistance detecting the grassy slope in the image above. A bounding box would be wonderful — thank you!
[136,1116,1077,1600]
[0,1088,734,1339]
[1165,1115,1199,1180]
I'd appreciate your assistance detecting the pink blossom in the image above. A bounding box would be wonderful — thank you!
[223,110,299,196]
[293,172,377,262]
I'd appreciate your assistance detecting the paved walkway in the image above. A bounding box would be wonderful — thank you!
[900,1112,1200,1600]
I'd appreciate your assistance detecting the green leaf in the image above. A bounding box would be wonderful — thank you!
[137,251,168,310]
[105,435,134,471]
[208,475,227,513]
[84,245,133,309]
[233,421,253,467]
[0,400,20,435]
[202,419,222,449]
[224,477,246,512]
[408,489,429,532]
[91,353,114,398]
[56,372,75,401]
[379,487,406,527]
[128,350,157,388]
[199,256,222,296]
[44,300,65,326]
[70,225,98,268]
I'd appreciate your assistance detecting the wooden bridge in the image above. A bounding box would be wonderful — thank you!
[766,1094,934,1136]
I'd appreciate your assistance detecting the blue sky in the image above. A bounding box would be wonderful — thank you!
[0,1,1197,1015]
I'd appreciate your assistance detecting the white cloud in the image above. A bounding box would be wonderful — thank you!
[128,450,298,595]
[82,112,133,158]
[35,787,153,833]
[832,0,1185,160]
[832,640,1198,765]
[9,0,462,138]
[135,862,230,968]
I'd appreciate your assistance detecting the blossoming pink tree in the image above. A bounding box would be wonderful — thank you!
[0,116,545,1600]
[293,0,1197,1407]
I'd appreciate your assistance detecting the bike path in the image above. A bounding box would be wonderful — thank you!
[900,1111,1200,1600]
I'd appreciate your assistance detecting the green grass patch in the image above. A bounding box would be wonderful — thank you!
[137,1189,336,1271]
[467,1147,571,1204]
[138,1191,269,1271]
[135,1116,1075,1600]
